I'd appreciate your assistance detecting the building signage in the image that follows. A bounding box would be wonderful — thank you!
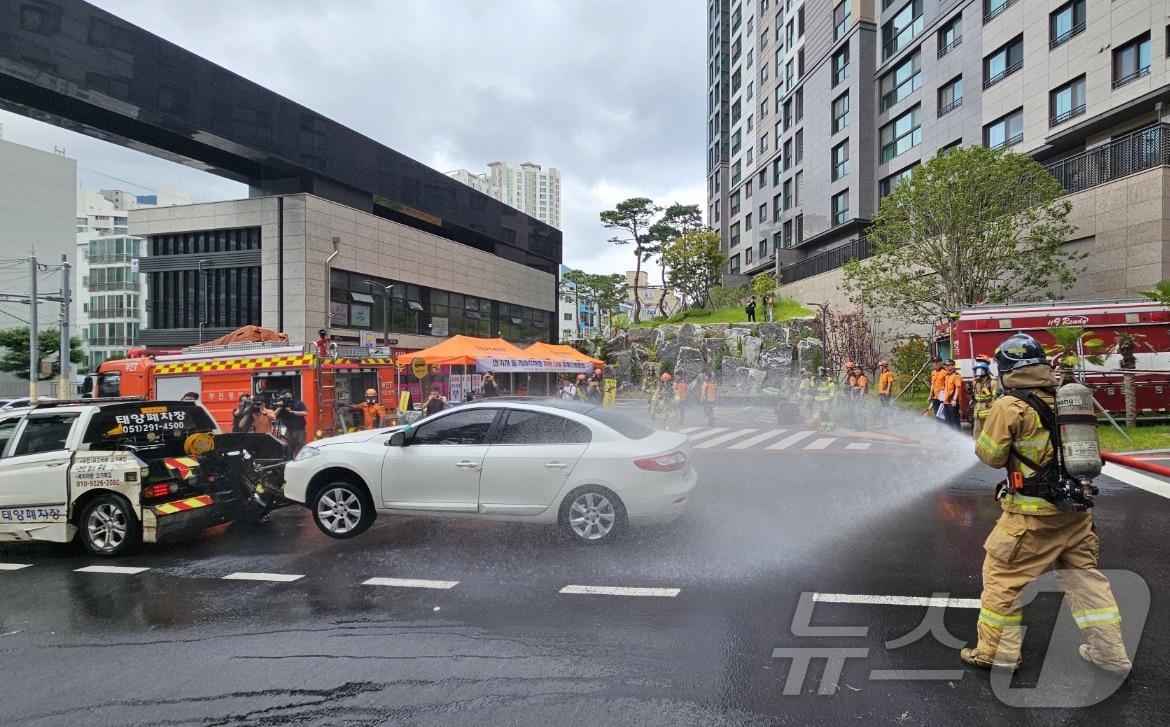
[411,357,429,379]
[430,316,449,337]
[474,356,592,374]
[359,330,377,348]
[350,304,371,327]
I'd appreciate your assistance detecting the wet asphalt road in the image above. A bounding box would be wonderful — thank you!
[1,410,1169,726]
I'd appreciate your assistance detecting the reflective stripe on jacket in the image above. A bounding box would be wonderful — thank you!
[975,390,1062,516]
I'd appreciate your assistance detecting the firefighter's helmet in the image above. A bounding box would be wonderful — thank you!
[994,333,1048,373]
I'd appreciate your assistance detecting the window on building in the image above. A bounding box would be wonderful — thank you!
[783,179,793,208]
[732,98,742,123]
[984,35,1024,88]
[745,212,753,231]
[880,105,922,162]
[746,179,753,196]
[730,222,741,248]
[831,191,850,227]
[984,0,1019,23]
[760,237,770,260]
[730,254,741,274]
[783,139,792,170]
[760,131,769,154]
[794,170,803,206]
[759,169,767,188]
[1113,33,1151,89]
[1050,75,1086,126]
[773,193,782,219]
[785,59,794,89]
[834,0,852,41]
[731,129,742,154]
[937,14,962,58]
[732,160,742,185]
[746,247,754,264]
[783,99,793,130]
[1050,0,1086,49]
[831,140,849,181]
[939,138,963,155]
[731,189,742,215]
[732,67,742,92]
[832,92,850,134]
[783,219,793,247]
[879,163,918,200]
[795,129,803,164]
[773,157,782,186]
[747,81,754,101]
[797,48,805,78]
[760,98,769,119]
[882,0,923,61]
[937,76,963,117]
[795,88,803,121]
[984,108,1024,149]
[880,50,921,111]
[795,214,804,244]
[832,46,850,86]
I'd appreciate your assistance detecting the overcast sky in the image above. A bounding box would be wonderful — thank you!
[0,0,705,277]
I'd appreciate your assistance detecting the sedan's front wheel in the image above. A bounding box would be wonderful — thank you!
[560,487,626,545]
[311,480,375,539]
[78,494,140,556]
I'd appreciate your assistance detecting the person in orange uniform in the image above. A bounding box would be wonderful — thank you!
[350,388,388,430]
[941,359,963,429]
[674,377,690,425]
[700,373,718,426]
[855,368,870,399]
[877,361,895,406]
[928,358,946,415]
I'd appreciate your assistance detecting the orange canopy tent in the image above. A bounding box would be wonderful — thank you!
[408,335,528,366]
[524,341,604,369]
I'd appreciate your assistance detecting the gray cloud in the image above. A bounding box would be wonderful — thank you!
[4,0,705,275]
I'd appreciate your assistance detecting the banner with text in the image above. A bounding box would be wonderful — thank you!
[475,356,593,374]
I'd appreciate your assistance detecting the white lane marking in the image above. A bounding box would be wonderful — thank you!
[804,438,836,450]
[559,585,680,598]
[222,572,304,583]
[813,593,980,609]
[766,430,815,450]
[728,429,789,450]
[74,565,149,575]
[0,563,32,571]
[685,427,729,442]
[845,442,872,450]
[362,577,459,590]
[1102,463,1170,500]
[678,426,703,434]
[693,428,759,449]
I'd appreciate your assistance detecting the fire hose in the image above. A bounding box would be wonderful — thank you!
[1101,451,1170,478]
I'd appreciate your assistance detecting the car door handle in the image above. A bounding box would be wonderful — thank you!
[455,461,481,471]
[544,462,569,469]
[45,462,66,468]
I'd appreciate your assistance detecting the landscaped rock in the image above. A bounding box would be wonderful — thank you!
[677,323,703,347]
[674,346,705,382]
[734,367,768,397]
[659,341,681,369]
[703,323,729,338]
[721,356,744,379]
[626,328,655,345]
[700,338,724,365]
[742,336,763,367]
[760,344,793,371]
[756,322,787,342]
[610,350,635,381]
[797,338,823,374]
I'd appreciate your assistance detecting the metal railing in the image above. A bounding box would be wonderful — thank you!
[983,0,1018,24]
[1050,21,1085,49]
[983,59,1022,89]
[87,308,133,319]
[937,34,961,58]
[1050,104,1086,127]
[780,235,871,285]
[937,96,963,117]
[989,132,1023,150]
[1112,66,1150,90]
[1045,123,1170,195]
[88,281,140,292]
[87,253,134,264]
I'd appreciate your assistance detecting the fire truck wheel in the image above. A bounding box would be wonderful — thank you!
[311,480,375,539]
[78,494,141,556]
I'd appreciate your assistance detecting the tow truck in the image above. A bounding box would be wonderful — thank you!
[0,399,286,556]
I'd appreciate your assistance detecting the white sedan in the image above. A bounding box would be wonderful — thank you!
[283,399,696,544]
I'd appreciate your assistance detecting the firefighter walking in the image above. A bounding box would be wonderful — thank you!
[962,333,1131,674]
[970,360,999,440]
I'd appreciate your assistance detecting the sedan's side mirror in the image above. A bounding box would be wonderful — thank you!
[387,431,408,447]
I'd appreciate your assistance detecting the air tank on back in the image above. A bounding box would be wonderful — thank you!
[1056,381,1102,481]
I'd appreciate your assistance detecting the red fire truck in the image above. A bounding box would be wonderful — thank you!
[84,343,412,441]
[936,299,1170,421]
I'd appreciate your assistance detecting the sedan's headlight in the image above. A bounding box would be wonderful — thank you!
[294,447,321,462]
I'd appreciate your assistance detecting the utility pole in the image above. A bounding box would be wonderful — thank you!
[58,254,71,399]
[28,256,37,403]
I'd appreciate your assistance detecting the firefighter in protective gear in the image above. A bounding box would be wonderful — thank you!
[651,372,676,428]
[813,368,839,432]
[575,373,589,401]
[970,361,999,440]
[877,361,895,406]
[798,369,816,422]
[962,333,1131,674]
[350,388,387,430]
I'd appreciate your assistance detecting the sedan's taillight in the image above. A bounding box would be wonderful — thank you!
[634,451,687,472]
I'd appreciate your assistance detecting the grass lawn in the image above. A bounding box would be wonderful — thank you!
[1099,423,1170,453]
[629,299,812,328]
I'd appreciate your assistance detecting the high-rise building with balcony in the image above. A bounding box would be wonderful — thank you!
[448,161,562,229]
[708,0,1170,307]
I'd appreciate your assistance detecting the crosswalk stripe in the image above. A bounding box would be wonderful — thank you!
[362,577,459,589]
[678,426,703,433]
[560,585,680,598]
[222,572,303,583]
[686,427,729,442]
[766,431,815,450]
[845,442,872,450]
[74,565,149,575]
[805,438,836,450]
[727,429,789,450]
[0,563,32,571]
[693,428,758,449]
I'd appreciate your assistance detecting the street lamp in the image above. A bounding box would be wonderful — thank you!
[805,301,830,372]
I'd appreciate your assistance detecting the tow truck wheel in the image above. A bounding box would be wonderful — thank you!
[78,494,141,556]
[311,480,375,539]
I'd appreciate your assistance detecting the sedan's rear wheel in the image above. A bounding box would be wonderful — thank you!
[560,487,625,545]
[311,481,374,539]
